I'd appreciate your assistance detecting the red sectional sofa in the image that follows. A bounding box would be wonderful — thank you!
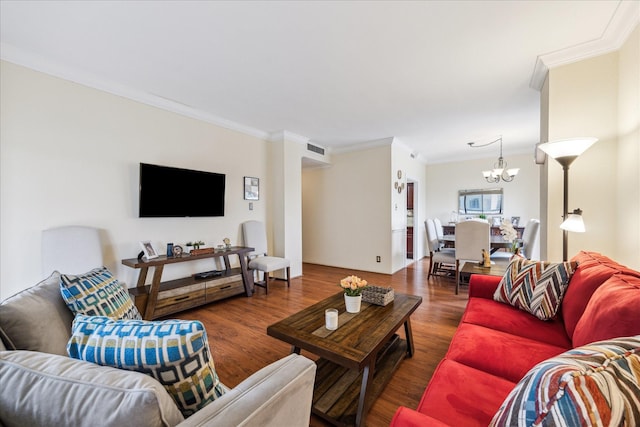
[391,251,640,426]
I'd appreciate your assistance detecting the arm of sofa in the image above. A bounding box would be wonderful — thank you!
[390,407,451,427]
[468,274,502,299]
[178,354,316,427]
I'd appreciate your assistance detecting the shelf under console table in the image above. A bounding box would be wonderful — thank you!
[122,246,255,320]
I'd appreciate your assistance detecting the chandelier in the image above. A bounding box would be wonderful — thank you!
[468,136,519,183]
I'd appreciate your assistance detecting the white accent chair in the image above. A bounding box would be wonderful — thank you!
[242,221,290,294]
[455,220,490,294]
[425,220,456,279]
[42,225,103,276]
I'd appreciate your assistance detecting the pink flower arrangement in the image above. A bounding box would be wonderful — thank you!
[339,275,368,297]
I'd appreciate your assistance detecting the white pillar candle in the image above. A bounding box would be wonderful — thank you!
[325,308,338,330]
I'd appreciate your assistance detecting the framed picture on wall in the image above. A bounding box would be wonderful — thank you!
[244,177,259,200]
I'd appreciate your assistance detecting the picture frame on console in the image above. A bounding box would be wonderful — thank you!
[139,240,158,260]
[244,176,259,201]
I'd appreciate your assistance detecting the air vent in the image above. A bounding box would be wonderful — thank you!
[307,143,325,155]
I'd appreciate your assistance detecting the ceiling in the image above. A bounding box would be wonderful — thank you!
[1,1,637,163]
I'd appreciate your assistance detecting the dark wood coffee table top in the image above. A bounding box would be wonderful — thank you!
[267,291,422,370]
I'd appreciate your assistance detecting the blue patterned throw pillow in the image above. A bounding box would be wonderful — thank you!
[60,267,141,320]
[67,315,226,417]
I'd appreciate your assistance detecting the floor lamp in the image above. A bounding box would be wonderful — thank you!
[538,137,597,261]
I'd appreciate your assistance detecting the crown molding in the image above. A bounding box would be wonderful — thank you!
[530,1,639,90]
[329,137,395,154]
[0,42,271,141]
[268,130,310,145]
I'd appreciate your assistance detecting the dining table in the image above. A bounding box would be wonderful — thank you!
[441,235,521,254]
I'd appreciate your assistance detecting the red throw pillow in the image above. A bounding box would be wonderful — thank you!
[572,273,640,347]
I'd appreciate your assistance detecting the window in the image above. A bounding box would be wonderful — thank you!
[458,188,503,215]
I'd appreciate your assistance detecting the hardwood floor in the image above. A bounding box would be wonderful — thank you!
[173,258,468,426]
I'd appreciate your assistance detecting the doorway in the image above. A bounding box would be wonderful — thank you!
[406,182,415,260]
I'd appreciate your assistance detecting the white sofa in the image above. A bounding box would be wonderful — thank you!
[0,272,316,427]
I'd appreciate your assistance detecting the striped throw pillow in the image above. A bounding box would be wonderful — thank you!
[60,267,141,320]
[494,259,576,320]
[67,315,226,417]
[490,336,640,427]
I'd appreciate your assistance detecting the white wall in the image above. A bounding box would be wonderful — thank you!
[302,144,393,273]
[541,26,639,268]
[616,26,640,269]
[0,61,270,298]
[425,153,541,259]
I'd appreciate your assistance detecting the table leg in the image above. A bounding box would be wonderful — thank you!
[238,253,254,296]
[355,361,375,427]
[404,319,415,358]
[143,265,164,320]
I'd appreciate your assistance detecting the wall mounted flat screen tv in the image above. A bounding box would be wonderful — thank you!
[139,163,225,217]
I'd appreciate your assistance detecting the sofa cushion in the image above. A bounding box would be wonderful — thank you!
[413,359,517,427]
[494,258,576,320]
[67,315,226,417]
[572,274,640,347]
[0,272,73,355]
[60,267,142,320]
[461,297,571,348]
[563,251,639,338]
[446,323,568,383]
[0,350,184,427]
[490,336,640,427]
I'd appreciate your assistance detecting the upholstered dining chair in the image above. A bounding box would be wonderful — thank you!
[454,220,490,294]
[241,220,290,294]
[425,220,456,279]
[491,218,540,263]
[433,217,445,249]
[42,225,104,276]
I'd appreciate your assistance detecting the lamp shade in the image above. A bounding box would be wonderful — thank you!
[538,137,597,159]
[560,209,585,232]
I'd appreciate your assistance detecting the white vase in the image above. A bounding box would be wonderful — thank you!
[344,294,362,313]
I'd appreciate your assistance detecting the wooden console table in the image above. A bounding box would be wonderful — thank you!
[123,246,255,320]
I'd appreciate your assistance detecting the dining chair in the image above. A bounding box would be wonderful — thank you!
[491,218,540,262]
[433,217,445,248]
[425,220,456,279]
[42,225,104,276]
[241,220,290,294]
[454,220,490,294]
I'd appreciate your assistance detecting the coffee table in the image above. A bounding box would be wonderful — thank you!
[267,292,422,427]
[459,261,508,285]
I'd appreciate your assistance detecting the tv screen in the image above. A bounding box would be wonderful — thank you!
[139,163,225,217]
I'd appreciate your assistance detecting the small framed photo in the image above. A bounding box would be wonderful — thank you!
[139,241,159,259]
[511,216,520,227]
[244,176,259,201]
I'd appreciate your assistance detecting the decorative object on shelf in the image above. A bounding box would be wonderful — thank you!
[500,219,519,253]
[538,137,597,261]
[223,237,231,249]
[393,170,406,194]
[190,247,215,256]
[362,286,395,306]
[166,243,174,257]
[468,136,519,183]
[511,216,520,227]
[139,241,158,260]
[339,275,368,313]
[244,176,259,201]
[186,240,205,252]
[172,245,183,257]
